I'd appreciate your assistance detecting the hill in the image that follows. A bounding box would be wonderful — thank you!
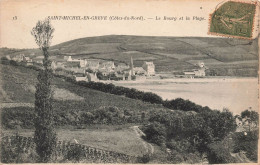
[0,35,258,76]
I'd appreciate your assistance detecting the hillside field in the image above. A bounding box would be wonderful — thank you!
[0,35,258,76]
[1,126,147,157]
[0,63,174,157]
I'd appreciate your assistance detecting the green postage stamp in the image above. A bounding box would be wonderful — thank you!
[209,1,257,39]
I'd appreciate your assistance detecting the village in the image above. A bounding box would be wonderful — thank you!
[7,53,207,82]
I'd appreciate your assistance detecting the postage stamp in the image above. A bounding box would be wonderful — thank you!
[208,1,257,39]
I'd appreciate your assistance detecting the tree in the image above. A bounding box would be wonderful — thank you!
[0,56,9,65]
[31,19,57,162]
[143,122,166,146]
[241,109,259,130]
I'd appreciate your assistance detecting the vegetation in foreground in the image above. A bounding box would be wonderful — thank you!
[141,109,258,164]
[0,60,258,163]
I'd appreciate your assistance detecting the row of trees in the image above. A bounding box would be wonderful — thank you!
[142,109,237,163]
[57,74,210,112]
[2,105,144,129]
[142,108,259,163]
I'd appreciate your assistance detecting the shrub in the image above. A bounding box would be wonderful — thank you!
[167,150,184,163]
[166,139,194,153]
[207,141,235,164]
[137,153,151,163]
[10,60,18,66]
[1,107,34,129]
[1,57,10,65]
[143,122,166,146]
[65,145,86,162]
[232,130,258,162]
[1,135,38,163]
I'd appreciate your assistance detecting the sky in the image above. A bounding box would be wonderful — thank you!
[0,0,258,48]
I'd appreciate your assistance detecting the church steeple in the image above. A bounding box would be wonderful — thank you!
[130,56,134,76]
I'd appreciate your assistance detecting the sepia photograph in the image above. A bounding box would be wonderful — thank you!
[0,0,259,164]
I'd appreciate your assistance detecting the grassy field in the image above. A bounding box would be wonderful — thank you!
[0,63,165,111]
[1,125,147,157]
[1,35,258,76]
[0,63,171,157]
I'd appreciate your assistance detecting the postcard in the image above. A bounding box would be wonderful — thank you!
[0,0,259,164]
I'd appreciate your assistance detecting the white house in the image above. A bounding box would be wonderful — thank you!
[32,56,44,64]
[23,56,32,62]
[86,73,99,82]
[5,55,11,60]
[73,73,87,82]
[100,61,115,70]
[12,54,24,62]
[193,69,206,77]
[86,59,100,70]
[142,61,155,76]
[184,62,206,78]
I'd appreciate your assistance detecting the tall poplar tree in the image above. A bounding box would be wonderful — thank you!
[31,19,56,162]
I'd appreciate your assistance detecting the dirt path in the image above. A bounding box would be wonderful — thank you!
[131,126,154,155]
[0,103,34,108]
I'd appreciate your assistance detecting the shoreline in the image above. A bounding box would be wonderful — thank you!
[102,77,258,85]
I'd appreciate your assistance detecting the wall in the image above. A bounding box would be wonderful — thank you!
[1,135,137,163]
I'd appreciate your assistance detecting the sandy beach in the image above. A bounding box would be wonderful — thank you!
[108,77,258,115]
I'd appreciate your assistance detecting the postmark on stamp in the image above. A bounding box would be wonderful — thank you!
[209,1,257,39]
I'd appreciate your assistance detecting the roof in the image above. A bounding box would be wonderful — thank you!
[134,67,146,72]
[33,56,44,60]
[54,58,67,62]
[64,61,80,68]
[87,59,100,63]
[144,61,154,65]
[184,71,195,75]
[117,63,128,67]
[74,73,85,77]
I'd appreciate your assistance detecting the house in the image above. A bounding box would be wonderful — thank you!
[193,69,206,77]
[79,59,88,68]
[100,61,115,70]
[134,67,147,75]
[99,68,110,76]
[22,56,33,63]
[142,61,155,76]
[5,55,11,60]
[64,61,80,68]
[184,71,195,78]
[123,67,147,80]
[184,68,206,78]
[66,56,82,62]
[184,62,206,78]
[56,62,65,68]
[32,56,44,64]
[51,61,58,70]
[115,63,129,72]
[26,62,33,66]
[86,72,99,82]
[21,55,33,66]
[73,73,87,82]
[86,59,100,70]
[30,53,35,56]
[114,72,126,81]
[63,61,85,73]
[64,56,70,61]
[12,54,24,62]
